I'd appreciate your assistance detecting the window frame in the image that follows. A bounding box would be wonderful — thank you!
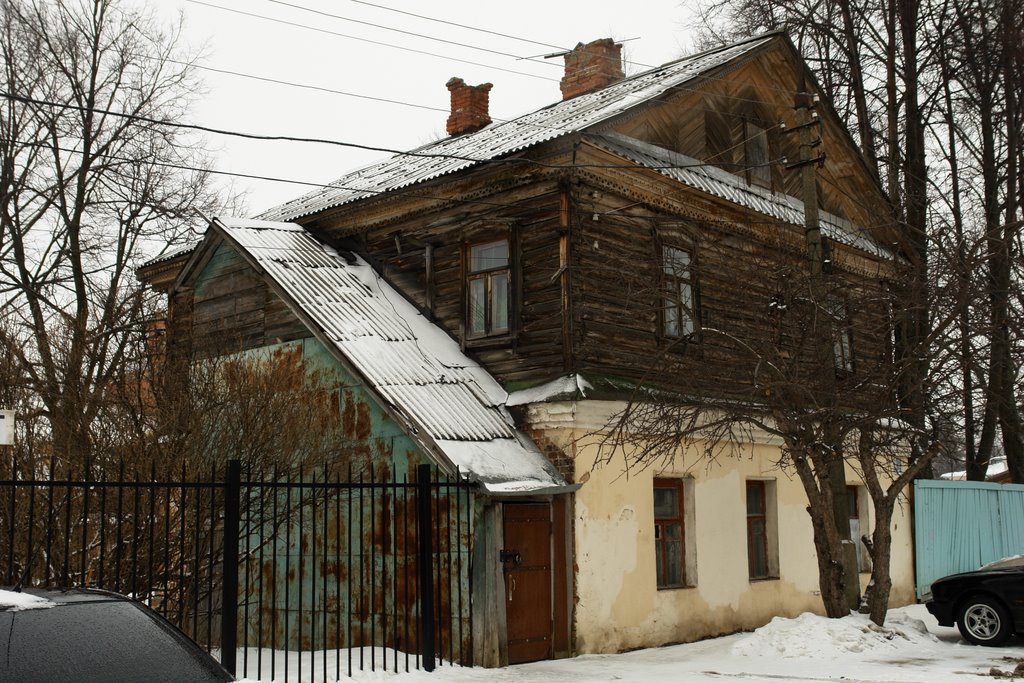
[827,295,855,373]
[464,236,513,341]
[744,119,771,188]
[653,478,688,589]
[746,480,770,580]
[658,243,700,343]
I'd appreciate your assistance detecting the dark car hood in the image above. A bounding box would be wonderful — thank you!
[933,565,1024,585]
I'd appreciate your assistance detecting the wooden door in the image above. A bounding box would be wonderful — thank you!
[502,502,552,664]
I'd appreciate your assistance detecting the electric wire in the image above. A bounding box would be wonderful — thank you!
[347,0,567,52]
[185,1,557,83]
[0,90,783,172]
[170,60,449,114]
[259,0,564,69]
[280,0,659,71]
[182,2,810,107]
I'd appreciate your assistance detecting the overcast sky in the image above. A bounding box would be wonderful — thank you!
[147,0,704,217]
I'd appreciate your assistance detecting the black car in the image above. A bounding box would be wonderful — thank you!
[0,587,234,682]
[924,556,1024,646]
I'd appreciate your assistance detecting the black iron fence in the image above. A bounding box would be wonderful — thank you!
[0,458,474,680]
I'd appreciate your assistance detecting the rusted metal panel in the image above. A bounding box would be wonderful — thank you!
[239,467,478,669]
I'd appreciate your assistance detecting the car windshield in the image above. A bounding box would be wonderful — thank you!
[0,598,233,683]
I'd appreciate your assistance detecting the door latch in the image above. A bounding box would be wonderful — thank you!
[499,549,521,565]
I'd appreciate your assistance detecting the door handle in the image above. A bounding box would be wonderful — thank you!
[507,576,516,602]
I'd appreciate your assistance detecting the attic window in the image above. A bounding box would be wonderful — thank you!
[745,122,770,188]
[466,239,510,338]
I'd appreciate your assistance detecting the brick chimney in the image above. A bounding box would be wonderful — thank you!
[446,78,493,136]
[560,38,625,100]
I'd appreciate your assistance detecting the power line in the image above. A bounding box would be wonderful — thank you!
[348,0,567,52]
[0,90,482,161]
[0,90,782,173]
[260,0,564,70]
[172,60,449,114]
[345,0,657,71]
[185,1,556,83]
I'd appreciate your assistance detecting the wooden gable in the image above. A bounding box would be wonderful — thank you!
[605,37,898,251]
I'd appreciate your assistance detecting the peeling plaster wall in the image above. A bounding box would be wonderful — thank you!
[526,400,916,654]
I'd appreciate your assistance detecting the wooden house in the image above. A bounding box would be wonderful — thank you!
[141,31,916,665]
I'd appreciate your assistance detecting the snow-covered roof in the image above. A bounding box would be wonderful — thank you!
[588,132,897,260]
[940,457,1009,482]
[140,243,197,269]
[506,374,594,407]
[259,34,776,222]
[211,218,570,495]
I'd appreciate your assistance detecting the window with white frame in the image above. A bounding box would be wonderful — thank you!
[661,246,697,339]
[827,295,854,372]
[466,239,511,338]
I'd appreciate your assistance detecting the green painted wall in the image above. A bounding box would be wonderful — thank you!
[914,479,1024,598]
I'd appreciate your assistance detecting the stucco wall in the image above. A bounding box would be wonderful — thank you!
[525,400,916,654]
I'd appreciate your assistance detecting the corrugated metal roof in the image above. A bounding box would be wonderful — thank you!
[258,34,775,222]
[141,243,197,269]
[214,217,568,493]
[588,132,897,260]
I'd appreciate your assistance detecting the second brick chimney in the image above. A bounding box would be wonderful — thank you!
[560,38,625,100]
[446,78,493,136]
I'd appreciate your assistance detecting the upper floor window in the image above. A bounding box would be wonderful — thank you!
[467,239,510,338]
[661,246,696,339]
[827,295,854,373]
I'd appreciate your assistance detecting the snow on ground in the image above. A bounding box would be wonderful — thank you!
[235,604,1023,683]
[0,589,54,611]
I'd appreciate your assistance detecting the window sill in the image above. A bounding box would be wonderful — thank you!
[657,584,697,591]
[748,576,780,583]
[464,334,514,350]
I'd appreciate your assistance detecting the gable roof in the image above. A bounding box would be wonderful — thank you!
[191,217,570,495]
[259,33,777,223]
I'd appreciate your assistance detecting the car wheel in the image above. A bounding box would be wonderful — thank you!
[957,595,1012,646]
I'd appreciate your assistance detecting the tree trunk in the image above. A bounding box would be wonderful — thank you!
[789,443,851,617]
[864,499,895,626]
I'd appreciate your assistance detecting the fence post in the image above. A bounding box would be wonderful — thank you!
[416,464,436,672]
[220,459,242,676]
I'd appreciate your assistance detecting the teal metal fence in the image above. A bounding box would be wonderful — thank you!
[914,478,1024,599]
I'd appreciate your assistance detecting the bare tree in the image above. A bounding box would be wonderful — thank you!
[0,0,225,465]
[691,0,1024,479]
[594,238,954,624]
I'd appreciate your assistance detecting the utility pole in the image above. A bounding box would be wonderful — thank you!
[784,87,861,612]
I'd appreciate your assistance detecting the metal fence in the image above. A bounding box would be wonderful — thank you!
[1,457,474,680]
